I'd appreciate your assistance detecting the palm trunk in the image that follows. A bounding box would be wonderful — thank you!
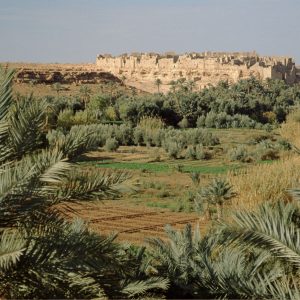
[216,204,222,220]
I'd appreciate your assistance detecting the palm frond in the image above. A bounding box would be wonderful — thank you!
[0,149,70,198]
[0,149,72,226]
[227,201,300,268]
[18,212,121,298]
[56,168,131,201]
[146,224,200,295]
[264,276,300,300]
[0,68,14,158]
[0,67,14,121]
[200,177,235,205]
[47,125,100,160]
[0,230,25,271]
[0,122,11,161]
[2,97,47,162]
[67,272,107,299]
[190,226,287,299]
[121,277,169,298]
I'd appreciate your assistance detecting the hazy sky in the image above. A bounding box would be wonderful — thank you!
[0,0,299,63]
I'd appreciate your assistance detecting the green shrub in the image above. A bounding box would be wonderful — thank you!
[195,144,211,160]
[151,130,164,147]
[157,189,171,198]
[194,192,206,215]
[105,138,119,152]
[259,149,280,161]
[275,139,292,150]
[196,115,206,128]
[115,124,133,145]
[189,172,201,185]
[178,117,190,128]
[258,140,274,150]
[263,123,273,132]
[138,116,166,130]
[133,127,144,145]
[57,109,97,129]
[174,164,184,173]
[200,112,259,129]
[228,146,251,162]
[249,133,271,144]
[57,109,74,129]
[194,129,220,146]
[73,110,97,124]
[164,141,183,159]
[204,111,218,128]
[105,106,118,121]
[185,145,196,160]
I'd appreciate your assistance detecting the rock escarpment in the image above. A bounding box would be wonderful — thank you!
[4,63,121,85]
[96,51,300,93]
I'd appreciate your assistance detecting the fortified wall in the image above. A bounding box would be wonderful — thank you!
[96,51,300,92]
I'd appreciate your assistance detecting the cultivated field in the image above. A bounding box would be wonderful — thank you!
[66,127,292,243]
[66,201,204,244]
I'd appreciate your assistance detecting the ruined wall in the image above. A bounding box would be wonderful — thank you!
[96,52,299,92]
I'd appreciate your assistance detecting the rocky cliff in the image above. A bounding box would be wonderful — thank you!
[96,51,299,93]
[2,63,121,85]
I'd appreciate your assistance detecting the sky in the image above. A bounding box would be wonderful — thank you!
[0,0,299,63]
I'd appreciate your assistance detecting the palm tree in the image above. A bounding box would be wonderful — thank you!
[189,172,201,186]
[169,80,177,93]
[0,68,168,299]
[52,82,63,97]
[221,200,300,299]
[121,75,126,85]
[199,178,235,220]
[148,200,300,299]
[146,224,202,298]
[226,200,300,269]
[155,78,162,93]
[79,85,92,108]
[106,82,117,105]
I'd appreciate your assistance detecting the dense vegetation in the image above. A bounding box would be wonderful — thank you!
[2,68,300,299]
[45,77,300,130]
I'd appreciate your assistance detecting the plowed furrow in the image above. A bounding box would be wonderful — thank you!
[90,211,161,222]
[120,218,199,233]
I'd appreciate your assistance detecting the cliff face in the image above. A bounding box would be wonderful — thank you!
[4,54,299,94]
[96,52,299,92]
[297,66,300,83]
[3,63,121,85]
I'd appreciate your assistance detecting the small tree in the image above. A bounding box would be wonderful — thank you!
[169,80,177,93]
[79,85,92,108]
[52,82,63,97]
[155,78,162,93]
[189,172,201,186]
[186,80,196,92]
[107,82,116,104]
[200,178,235,220]
[105,137,119,152]
[121,75,126,85]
